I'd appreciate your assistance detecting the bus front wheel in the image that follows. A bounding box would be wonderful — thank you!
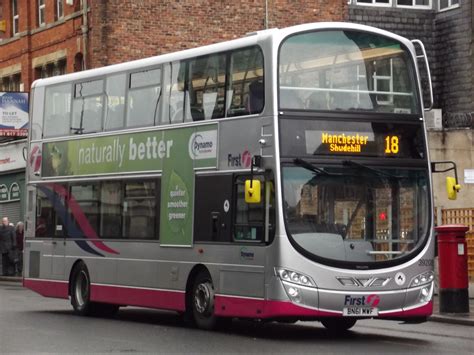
[191,271,220,330]
[321,318,357,332]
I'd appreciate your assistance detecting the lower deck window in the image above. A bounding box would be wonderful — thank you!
[34,179,159,240]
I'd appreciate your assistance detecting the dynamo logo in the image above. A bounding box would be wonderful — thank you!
[188,130,217,160]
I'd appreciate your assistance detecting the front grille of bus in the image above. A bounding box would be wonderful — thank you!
[336,277,391,288]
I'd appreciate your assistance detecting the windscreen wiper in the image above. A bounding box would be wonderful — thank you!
[342,160,400,179]
[293,158,333,176]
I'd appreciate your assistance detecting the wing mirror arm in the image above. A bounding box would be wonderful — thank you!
[431,161,461,200]
[245,155,262,204]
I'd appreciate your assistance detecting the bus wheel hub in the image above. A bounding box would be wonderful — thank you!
[194,283,212,315]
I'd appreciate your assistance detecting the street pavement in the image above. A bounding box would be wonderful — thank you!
[1,276,473,326]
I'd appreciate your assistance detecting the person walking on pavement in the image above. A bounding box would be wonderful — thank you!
[15,221,24,276]
[0,217,16,276]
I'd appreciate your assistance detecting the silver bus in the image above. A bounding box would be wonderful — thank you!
[24,22,453,331]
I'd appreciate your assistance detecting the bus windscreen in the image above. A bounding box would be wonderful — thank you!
[278,30,420,115]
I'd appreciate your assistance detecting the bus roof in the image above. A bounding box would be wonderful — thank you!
[31,22,413,90]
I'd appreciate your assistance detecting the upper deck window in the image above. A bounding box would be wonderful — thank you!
[72,79,104,134]
[44,84,71,138]
[127,68,161,128]
[278,30,420,115]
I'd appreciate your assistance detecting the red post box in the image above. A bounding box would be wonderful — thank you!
[435,225,470,313]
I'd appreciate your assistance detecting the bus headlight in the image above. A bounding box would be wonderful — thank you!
[410,271,434,288]
[418,282,434,304]
[275,268,316,288]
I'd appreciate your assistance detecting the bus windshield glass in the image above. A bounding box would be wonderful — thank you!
[279,30,420,114]
[282,165,429,265]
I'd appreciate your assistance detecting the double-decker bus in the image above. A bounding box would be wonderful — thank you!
[24,22,456,331]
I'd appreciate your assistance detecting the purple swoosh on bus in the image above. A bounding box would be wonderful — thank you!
[50,183,120,255]
[37,185,104,257]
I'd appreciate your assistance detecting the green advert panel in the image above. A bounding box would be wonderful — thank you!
[41,124,217,178]
[160,125,218,247]
[160,127,195,247]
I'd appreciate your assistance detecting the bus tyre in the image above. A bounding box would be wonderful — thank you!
[70,262,93,316]
[191,271,219,330]
[321,318,357,332]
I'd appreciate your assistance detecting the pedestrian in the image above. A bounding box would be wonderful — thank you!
[15,221,24,276]
[0,217,16,276]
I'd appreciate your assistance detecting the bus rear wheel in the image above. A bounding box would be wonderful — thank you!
[70,262,119,317]
[321,318,357,332]
[191,271,222,330]
[71,262,93,316]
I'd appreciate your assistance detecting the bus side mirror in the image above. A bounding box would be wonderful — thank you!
[245,179,261,204]
[431,161,461,201]
[446,176,461,200]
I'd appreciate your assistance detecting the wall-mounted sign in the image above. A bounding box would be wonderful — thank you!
[464,169,474,184]
[0,92,29,137]
[0,141,27,172]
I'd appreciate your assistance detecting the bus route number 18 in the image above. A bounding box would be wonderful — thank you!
[384,135,399,155]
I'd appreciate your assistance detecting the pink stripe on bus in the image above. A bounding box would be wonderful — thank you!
[214,295,338,318]
[90,284,186,312]
[24,278,433,319]
[24,278,69,299]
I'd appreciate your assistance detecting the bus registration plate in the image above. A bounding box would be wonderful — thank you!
[343,307,378,316]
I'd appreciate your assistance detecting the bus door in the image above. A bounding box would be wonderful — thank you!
[36,185,66,277]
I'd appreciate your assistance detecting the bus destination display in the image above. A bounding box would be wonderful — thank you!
[306,130,400,156]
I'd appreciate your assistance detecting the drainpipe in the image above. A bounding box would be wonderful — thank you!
[82,0,88,70]
[265,0,268,29]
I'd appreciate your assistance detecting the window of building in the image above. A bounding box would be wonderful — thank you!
[439,0,459,10]
[38,0,46,27]
[56,0,64,20]
[397,0,431,7]
[35,61,67,82]
[12,0,19,35]
[355,0,391,5]
[0,73,21,91]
